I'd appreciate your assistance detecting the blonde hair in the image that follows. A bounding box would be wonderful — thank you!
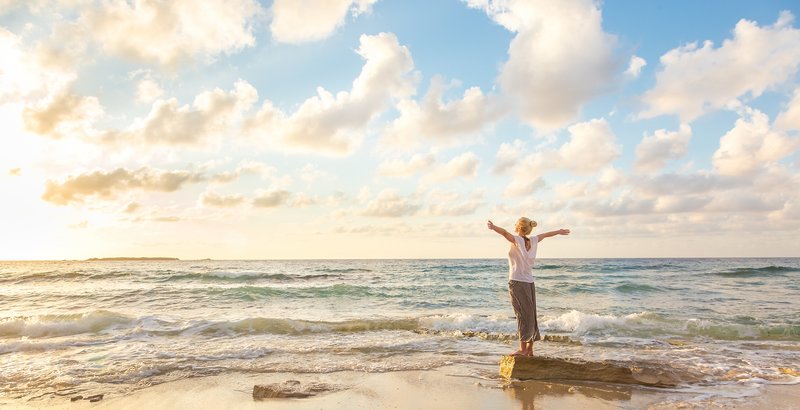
[515,217,537,236]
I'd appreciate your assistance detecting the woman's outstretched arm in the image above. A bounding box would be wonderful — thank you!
[536,229,570,242]
[487,220,515,244]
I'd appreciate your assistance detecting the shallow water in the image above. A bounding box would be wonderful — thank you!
[1,258,798,401]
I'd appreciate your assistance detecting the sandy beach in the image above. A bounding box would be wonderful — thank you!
[5,363,799,410]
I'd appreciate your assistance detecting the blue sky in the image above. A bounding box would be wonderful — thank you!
[1,0,799,259]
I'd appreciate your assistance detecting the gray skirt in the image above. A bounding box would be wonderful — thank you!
[508,280,541,343]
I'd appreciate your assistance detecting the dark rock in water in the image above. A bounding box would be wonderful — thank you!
[253,381,340,399]
[499,355,687,387]
[70,396,83,402]
[85,394,104,402]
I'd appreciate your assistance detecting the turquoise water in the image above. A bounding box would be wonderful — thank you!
[1,258,799,401]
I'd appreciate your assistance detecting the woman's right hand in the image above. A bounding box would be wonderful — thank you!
[487,220,495,230]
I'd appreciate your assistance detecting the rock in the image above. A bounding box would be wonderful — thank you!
[85,394,104,402]
[70,396,83,402]
[253,381,340,400]
[499,355,686,387]
[778,367,799,377]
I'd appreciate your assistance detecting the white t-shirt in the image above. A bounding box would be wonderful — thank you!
[508,234,537,283]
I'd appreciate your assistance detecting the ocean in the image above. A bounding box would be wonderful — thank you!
[1,258,799,405]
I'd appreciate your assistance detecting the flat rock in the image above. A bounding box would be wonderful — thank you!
[499,355,689,387]
[253,380,340,399]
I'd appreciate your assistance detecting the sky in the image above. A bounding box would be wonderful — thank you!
[1,0,799,260]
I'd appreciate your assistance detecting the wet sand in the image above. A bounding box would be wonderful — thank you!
[4,363,799,409]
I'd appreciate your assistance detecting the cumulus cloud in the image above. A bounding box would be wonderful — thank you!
[290,192,321,207]
[297,164,330,183]
[426,190,484,216]
[210,161,273,184]
[712,108,799,176]
[625,55,647,78]
[420,152,480,185]
[361,189,419,217]
[245,32,416,155]
[641,12,800,121]
[122,202,140,213]
[376,153,435,178]
[502,118,620,197]
[634,124,692,172]
[557,118,622,175]
[468,0,624,131]
[775,87,800,131]
[252,189,291,208]
[200,191,246,208]
[83,0,262,67]
[0,27,77,105]
[270,0,377,43]
[22,90,104,139]
[42,167,207,205]
[492,139,525,175]
[135,77,164,103]
[382,76,505,150]
[633,172,742,197]
[104,80,258,146]
[503,175,546,198]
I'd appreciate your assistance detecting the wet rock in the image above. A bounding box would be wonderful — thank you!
[499,355,688,387]
[85,394,104,402]
[253,381,340,400]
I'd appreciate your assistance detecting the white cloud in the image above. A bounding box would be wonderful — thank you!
[426,190,484,216]
[492,139,525,175]
[200,191,246,208]
[42,167,207,205]
[641,12,800,121]
[557,118,622,175]
[270,0,378,43]
[420,152,480,185]
[290,192,320,207]
[376,153,435,178]
[252,189,291,208]
[245,32,416,155]
[382,76,505,150]
[634,172,741,197]
[210,161,274,184]
[297,164,330,183]
[503,175,546,198]
[83,0,262,67]
[0,27,76,105]
[634,124,692,172]
[775,87,800,131]
[502,118,620,197]
[104,80,258,146]
[361,189,419,217]
[135,77,164,103]
[554,181,589,201]
[469,0,623,131]
[22,90,104,139]
[625,55,647,78]
[712,108,799,176]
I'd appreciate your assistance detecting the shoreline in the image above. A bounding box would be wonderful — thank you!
[4,364,799,410]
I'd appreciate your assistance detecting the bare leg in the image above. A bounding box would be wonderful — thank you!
[525,341,534,356]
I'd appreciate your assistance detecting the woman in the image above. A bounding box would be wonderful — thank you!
[488,217,569,357]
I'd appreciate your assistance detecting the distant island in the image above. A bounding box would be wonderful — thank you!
[86,257,180,261]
